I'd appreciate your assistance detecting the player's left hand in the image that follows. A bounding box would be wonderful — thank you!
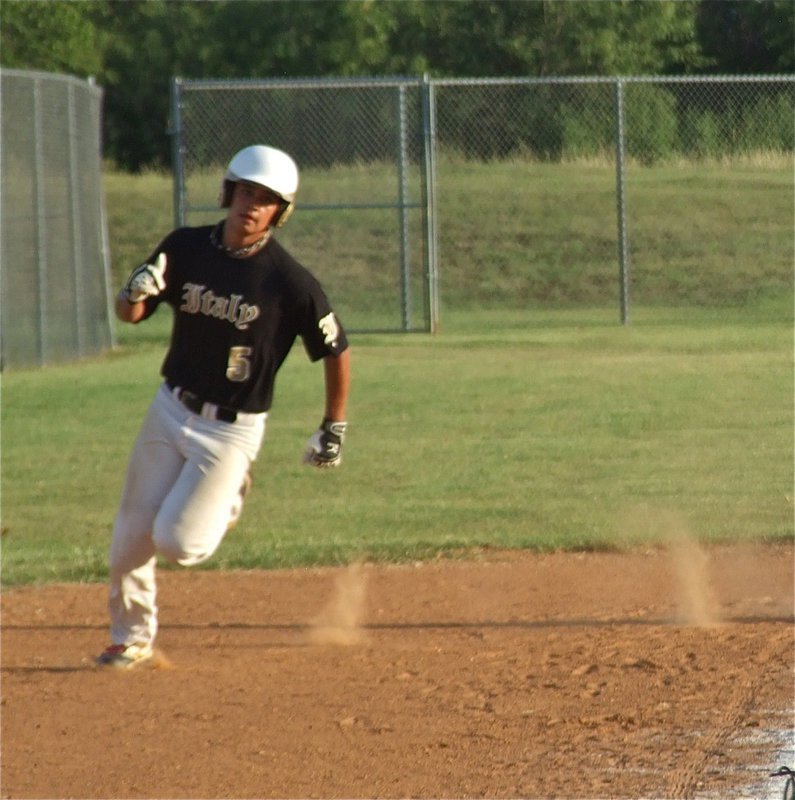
[122,253,167,303]
[303,419,347,468]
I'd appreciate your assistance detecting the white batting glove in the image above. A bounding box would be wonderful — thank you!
[122,253,167,303]
[303,419,347,468]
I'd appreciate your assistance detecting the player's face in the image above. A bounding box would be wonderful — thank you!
[226,181,283,244]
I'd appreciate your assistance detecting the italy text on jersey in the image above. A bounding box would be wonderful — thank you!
[180,283,260,331]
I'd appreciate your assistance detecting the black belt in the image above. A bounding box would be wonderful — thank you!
[167,382,238,423]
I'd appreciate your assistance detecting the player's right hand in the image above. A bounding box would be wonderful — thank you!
[122,253,167,303]
[303,419,347,468]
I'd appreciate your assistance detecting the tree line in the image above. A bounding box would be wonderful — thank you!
[1,0,792,171]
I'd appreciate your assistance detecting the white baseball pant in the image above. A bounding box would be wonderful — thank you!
[107,383,266,648]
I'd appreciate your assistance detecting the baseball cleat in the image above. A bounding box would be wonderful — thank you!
[96,642,154,670]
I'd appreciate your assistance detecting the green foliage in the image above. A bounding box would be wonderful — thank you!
[530,0,706,75]
[625,84,679,164]
[736,93,795,153]
[99,0,219,171]
[2,0,790,170]
[434,78,794,166]
[0,0,105,75]
[680,106,722,158]
[696,0,795,73]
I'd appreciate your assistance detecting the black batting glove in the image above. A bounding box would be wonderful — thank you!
[303,419,347,468]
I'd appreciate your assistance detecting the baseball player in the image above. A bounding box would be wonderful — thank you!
[97,145,350,669]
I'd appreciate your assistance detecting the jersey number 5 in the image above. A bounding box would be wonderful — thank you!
[226,346,252,382]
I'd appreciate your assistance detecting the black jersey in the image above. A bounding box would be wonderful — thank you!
[137,225,348,413]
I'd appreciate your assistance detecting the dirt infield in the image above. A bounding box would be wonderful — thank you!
[2,542,793,800]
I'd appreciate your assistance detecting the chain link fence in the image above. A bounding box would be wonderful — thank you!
[172,75,794,329]
[1,69,114,369]
[171,76,436,332]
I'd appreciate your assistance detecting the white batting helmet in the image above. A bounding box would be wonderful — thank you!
[220,145,299,226]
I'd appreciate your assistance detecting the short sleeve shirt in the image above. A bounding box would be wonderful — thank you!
[137,225,348,412]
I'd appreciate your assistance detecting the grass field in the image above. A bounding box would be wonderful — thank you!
[2,162,792,586]
[2,298,791,586]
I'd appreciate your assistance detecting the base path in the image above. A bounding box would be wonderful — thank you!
[2,542,793,799]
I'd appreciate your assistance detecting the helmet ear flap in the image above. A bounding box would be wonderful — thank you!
[273,201,294,228]
[219,180,235,209]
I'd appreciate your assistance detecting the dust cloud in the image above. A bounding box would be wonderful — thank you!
[667,527,721,627]
[619,506,721,627]
[308,562,368,645]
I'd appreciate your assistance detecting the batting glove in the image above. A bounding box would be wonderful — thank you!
[122,253,167,303]
[303,419,347,468]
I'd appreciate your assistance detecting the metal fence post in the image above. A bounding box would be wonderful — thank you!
[68,81,86,356]
[422,73,440,333]
[170,78,186,228]
[33,77,49,363]
[614,77,631,326]
[396,83,411,331]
